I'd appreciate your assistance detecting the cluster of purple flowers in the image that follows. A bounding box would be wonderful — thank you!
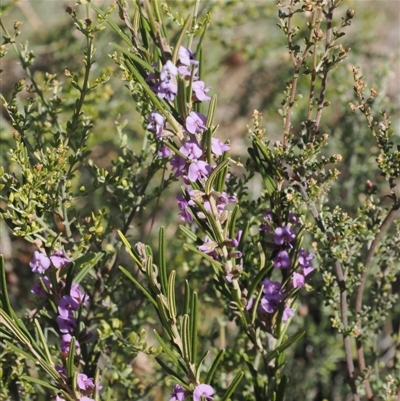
[170,383,214,401]
[146,47,231,220]
[256,210,315,321]
[260,278,293,322]
[29,250,101,400]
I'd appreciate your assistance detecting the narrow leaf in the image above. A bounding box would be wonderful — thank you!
[221,371,244,401]
[205,349,225,383]
[158,227,168,295]
[119,266,157,307]
[205,158,230,195]
[167,270,177,322]
[0,255,12,316]
[190,292,198,364]
[181,314,191,362]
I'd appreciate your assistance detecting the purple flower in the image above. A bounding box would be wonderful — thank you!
[60,333,80,353]
[260,278,284,314]
[77,373,95,392]
[170,154,187,177]
[50,250,70,268]
[80,398,95,401]
[288,211,298,225]
[273,250,291,269]
[158,80,177,102]
[160,60,178,81]
[211,138,230,156]
[260,296,280,313]
[178,46,198,66]
[262,278,284,301]
[178,65,199,79]
[177,195,193,223]
[185,112,207,135]
[180,140,203,160]
[147,111,165,138]
[245,297,254,311]
[298,248,314,267]
[303,265,314,276]
[273,226,296,247]
[56,315,77,334]
[31,276,51,298]
[58,295,80,317]
[219,192,236,204]
[282,303,295,322]
[188,160,211,182]
[70,283,87,305]
[158,144,172,158]
[193,384,214,401]
[260,209,273,232]
[292,272,305,288]
[29,251,51,274]
[192,80,211,102]
[198,235,218,254]
[170,384,186,401]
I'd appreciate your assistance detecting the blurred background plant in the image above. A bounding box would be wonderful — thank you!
[0,0,399,400]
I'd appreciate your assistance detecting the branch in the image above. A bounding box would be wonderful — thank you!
[294,180,359,400]
[355,203,400,399]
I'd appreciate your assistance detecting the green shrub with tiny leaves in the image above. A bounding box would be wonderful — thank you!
[0,1,399,401]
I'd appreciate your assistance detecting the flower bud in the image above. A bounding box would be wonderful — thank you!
[346,9,355,20]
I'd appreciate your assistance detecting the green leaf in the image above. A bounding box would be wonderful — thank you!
[90,3,132,46]
[3,340,36,362]
[172,14,193,64]
[34,319,52,364]
[228,205,240,240]
[265,330,306,364]
[67,337,76,380]
[0,255,12,316]
[20,375,63,392]
[247,261,273,300]
[177,76,188,121]
[110,42,154,71]
[155,356,188,386]
[205,157,230,195]
[167,270,177,322]
[181,314,191,362]
[179,224,198,242]
[183,243,224,272]
[118,230,143,268]
[190,292,198,364]
[215,150,230,192]
[119,266,157,307]
[153,330,180,366]
[183,280,191,316]
[158,227,168,295]
[276,375,288,401]
[74,252,104,284]
[221,371,244,401]
[156,294,175,340]
[205,349,225,383]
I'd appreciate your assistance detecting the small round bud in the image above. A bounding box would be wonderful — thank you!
[346,9,355,19]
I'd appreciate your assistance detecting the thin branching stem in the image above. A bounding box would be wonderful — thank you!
[355,205,400,399]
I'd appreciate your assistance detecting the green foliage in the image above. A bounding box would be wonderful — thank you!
[0,1,399,400]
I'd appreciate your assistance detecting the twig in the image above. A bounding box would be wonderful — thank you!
[314,1,334,133]
[282,4,316,146]
[355,204,400,399]
[294,180,359,400]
